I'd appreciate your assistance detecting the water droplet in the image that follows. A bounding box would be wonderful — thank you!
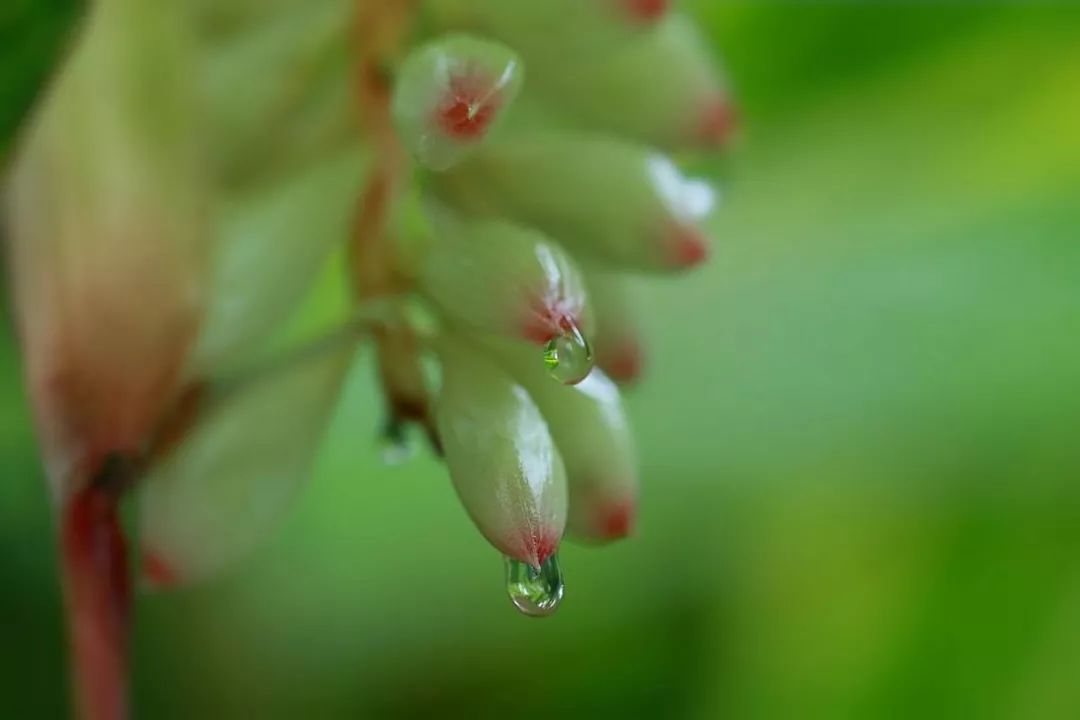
[505,553,564,617]
[379,418,415,466]
[543,324,593,385]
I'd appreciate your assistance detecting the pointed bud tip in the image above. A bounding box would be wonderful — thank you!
[667,224,710,269]
[435,74,504,141]
[596,498,637,540]
[619,0,670,23]
[522,302,583,345]
[140,552,178,590]
[599,339,646,383]
[510,528,561,568]
[697,96,739,148]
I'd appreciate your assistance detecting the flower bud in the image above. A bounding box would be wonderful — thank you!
[588,272,646,384]
[4,0,208,499]
[435,334,567,566]
[486,340,638,543]
[392,34,523,171]
[191,146,368,374]
[433,135,716,271]
[138,338,356,588]
[418,214,590,346]
[201,0,355,184]
[528,14,735,150]
[427,0,671,61]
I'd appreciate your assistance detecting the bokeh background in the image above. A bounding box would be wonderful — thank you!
[3,2,1080,717]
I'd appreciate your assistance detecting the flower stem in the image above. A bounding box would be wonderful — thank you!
[60,457,133,720]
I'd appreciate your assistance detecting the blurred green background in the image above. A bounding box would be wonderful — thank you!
[3,2,1080,718]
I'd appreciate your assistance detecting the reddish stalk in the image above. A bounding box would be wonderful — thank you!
[59,458,133,720]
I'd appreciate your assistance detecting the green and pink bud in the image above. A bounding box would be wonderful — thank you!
[435,335,568,567]
[433,135,716,272]
[138,339,355,588]
[392,35,523,171]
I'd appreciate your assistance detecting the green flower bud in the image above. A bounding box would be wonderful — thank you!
[201,0,355,185]
[528,14,735,150]
[138,339,356,588]
[435,334,567,566]
[427,0,671,62]
[486,340,638,543]
[5,0,209,499]
[392,34,523,171]
[588,272,646,384]
[191,145,368,374]
[433,134,715,271]
[418,214,590,345]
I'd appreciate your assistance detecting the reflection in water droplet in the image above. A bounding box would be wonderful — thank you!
[505,553,564,617]
[543,323,594,385]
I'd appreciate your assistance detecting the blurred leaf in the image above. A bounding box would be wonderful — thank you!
[0,0,81,160]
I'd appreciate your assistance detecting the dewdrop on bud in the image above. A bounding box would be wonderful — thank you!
[435,335,568,568]
[543,324,594,386]
[418,214,592,378]
[392,34,523,171]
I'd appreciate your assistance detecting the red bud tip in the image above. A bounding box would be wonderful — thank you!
[437,74,502,140]
[599,339,646,383]
[140,552,178,589]
[596,499,637,539]
[522,298,582,345]
[514,528,561,568]
[620,0,670,23]
[697,96,739,148]
[667,224,710,269]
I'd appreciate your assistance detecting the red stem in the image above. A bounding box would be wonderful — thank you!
[60,481,131,720]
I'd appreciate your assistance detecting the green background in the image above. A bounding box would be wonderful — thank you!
[3,3,1080,717]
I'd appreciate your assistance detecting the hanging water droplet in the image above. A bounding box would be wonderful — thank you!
[543,324,594,385]
[379,417,415,467]
[505,553,564,617]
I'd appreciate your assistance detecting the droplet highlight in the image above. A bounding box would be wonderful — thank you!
[505,553,564,617]
[543,324,594,385]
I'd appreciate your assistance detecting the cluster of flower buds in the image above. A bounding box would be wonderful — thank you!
[5,0,734,637]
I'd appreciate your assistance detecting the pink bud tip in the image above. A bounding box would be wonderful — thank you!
[599,339,646,383]
[522,298,581,345]
[596,499,637,539]
[667,225,710,269]
[141,552,178,589]
[436,74,502,140]
[697,96,739,148]
[513,528,561,568]
[619,0,670,23]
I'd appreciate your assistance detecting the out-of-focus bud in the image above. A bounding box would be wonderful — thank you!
[138,337,356,588]
[201,0,355,185]
[435,335,567,566]
[4,0,208,500]
[426,0,671,62]
[487,340,639,543]
[418,214,590,347]
[587,272,646,384]
[528,14,736,150]
[433,135,716,271]
[392,34,523,171]
[191,146,368,374]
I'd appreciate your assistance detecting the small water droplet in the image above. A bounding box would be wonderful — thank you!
[505,553,564,617]
[379,418,415,466]
[543,324,593,385]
